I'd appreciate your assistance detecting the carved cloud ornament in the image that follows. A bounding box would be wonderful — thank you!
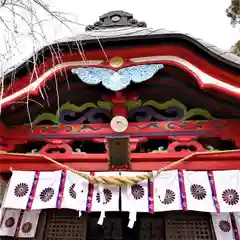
[71,64,163,91]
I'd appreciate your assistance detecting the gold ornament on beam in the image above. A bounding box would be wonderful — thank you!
[109,56,124,68]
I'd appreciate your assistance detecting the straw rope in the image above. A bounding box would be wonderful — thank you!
[0,149,239,186]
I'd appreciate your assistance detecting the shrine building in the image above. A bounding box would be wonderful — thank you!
[0,10,240,240]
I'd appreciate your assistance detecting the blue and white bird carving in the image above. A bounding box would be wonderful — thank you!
[71,64,163,91]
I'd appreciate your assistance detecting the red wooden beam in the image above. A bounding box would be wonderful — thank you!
[1,152,240,171]
[2,152,240,162]
[3,119,236,141]
[1,161,239,172]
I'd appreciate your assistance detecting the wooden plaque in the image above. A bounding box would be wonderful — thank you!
[106,136,130,169]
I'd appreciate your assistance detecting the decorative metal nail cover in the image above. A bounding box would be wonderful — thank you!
[71,64,164,91]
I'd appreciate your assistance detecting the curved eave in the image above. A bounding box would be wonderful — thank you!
[2,28,240,109]
[3,28,240,81]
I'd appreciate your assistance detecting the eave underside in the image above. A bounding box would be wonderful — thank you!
[2,65,240,126]
[2,38,240,109]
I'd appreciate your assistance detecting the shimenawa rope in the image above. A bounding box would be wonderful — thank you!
[0,149,239,186]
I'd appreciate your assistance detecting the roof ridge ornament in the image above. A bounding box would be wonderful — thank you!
[85,10,147,31]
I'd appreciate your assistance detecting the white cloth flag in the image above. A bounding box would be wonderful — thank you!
[16,210,41,238]
[211,213,235,240]
[3,171,36,209]
[213,170,240,212]
[0,209,21,237]
[121,172,150,228]
[61,171,89,212]
[121,172,149,213]
[154,170,182,212]
[184,171,216,212]
[31,171,62,210]
[90,172,119,212]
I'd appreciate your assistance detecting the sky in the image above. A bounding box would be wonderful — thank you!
[0,0,240,73]
[55,0,240,49]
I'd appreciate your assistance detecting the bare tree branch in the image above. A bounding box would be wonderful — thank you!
[0,0,105,127]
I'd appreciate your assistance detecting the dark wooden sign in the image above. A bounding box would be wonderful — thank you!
[106,136,130,169]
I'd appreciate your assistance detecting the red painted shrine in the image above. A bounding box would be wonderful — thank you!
[1,10,240,240]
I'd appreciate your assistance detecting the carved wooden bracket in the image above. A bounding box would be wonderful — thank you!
[39,143,74,155]
[168,138,206,152]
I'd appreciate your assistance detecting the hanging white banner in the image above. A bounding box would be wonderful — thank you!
[16,210,41,238]
[31,171,62,210]
[1,169,240,215]
[211,213,235,240]
[3,171,36,210]
[213,170,240,212]
[90,172,120,213]
[184,170,216,212]
[0,209,21,237]
[61,170,89,212]
[154,170,182,212]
